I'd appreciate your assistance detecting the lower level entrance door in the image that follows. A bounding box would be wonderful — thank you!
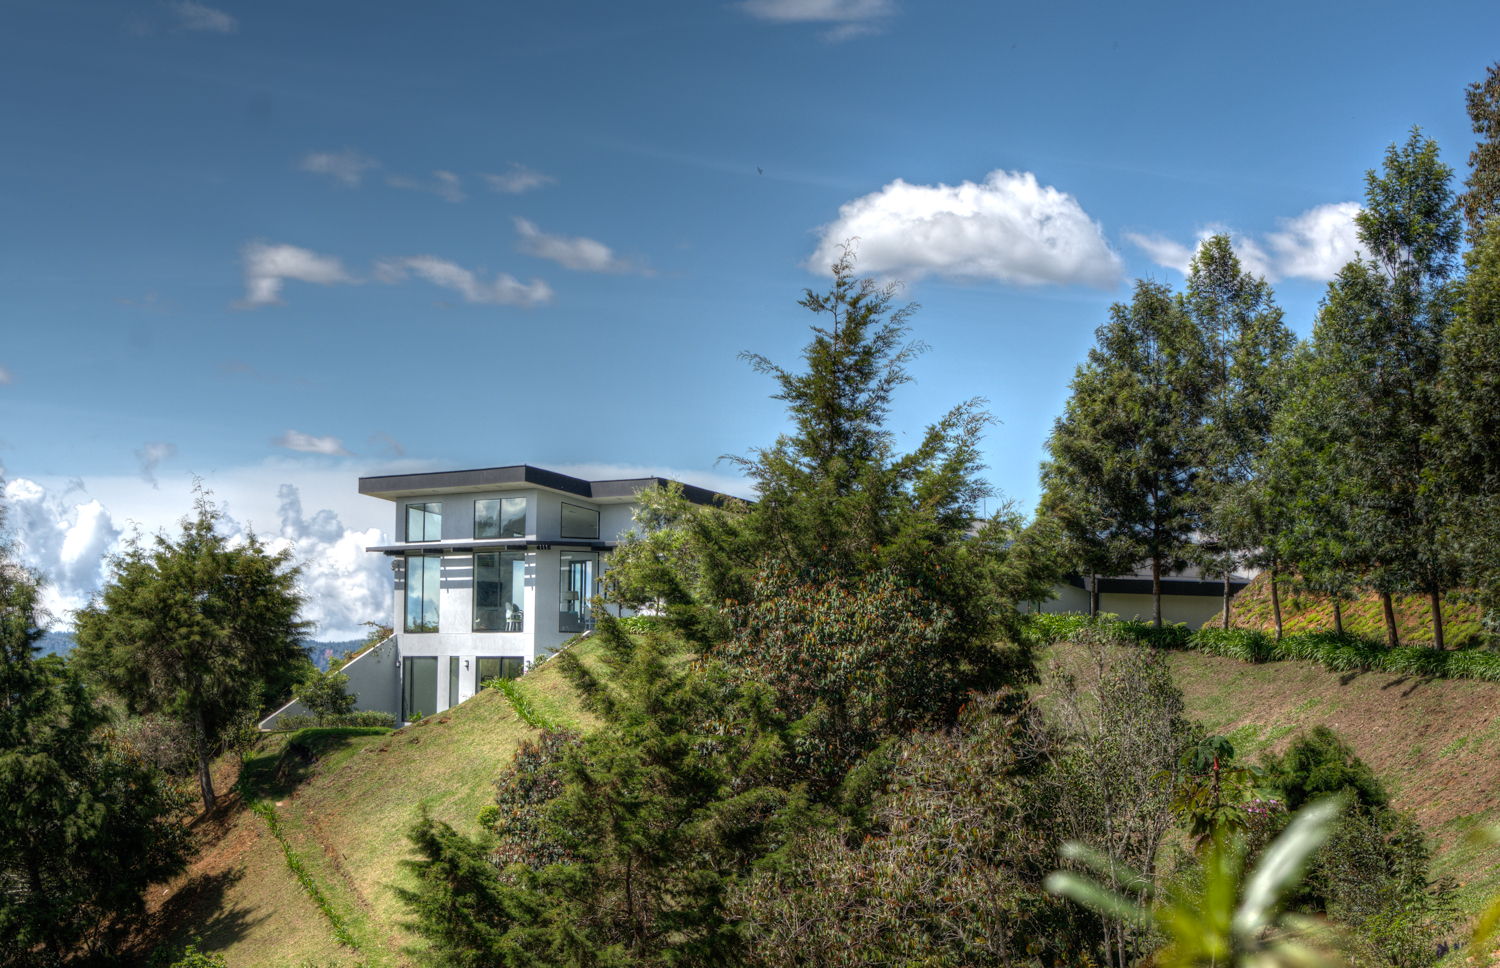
[403,656,438,722]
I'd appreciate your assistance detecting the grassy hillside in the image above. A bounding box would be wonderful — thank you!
[135,635,1500,966]
[127,644,601,968]
[1042,640,1500,928]
[1204,571,1487,648]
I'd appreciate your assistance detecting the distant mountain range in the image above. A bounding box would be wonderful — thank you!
[33,632,365,671]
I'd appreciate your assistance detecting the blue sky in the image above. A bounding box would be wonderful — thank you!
[2,0,1496,634]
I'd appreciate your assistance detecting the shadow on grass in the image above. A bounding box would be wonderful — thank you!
[243,727,392,799]
[120,865,262,965]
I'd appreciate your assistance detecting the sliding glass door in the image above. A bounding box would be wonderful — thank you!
[402,657,438,722]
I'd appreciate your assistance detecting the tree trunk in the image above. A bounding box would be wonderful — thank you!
[1429,589,1445,651]
[1152,557,1162,628]
[1381,592,1399,648]
[195,705,216,810]
[1090,571,1099,618]
[1333,598,1344,635]
[1222,572,1232,630]
[1269,568,1283,641]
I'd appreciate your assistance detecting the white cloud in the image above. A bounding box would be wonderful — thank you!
[513,218,638,274]
[1264,203,1364,281]
[740,0,893,21]
[236,241,354,308]
[810,169,1122,289]
[299,149,380,187]
[134,441,178,489]
[375,256,553,306]
[172,1,238,33]
[263,485,391,639]
[387,171,466,202]
[4,479,122,619]
[482,165,556,194]
[740,0,894,39]
[274,430,352,456]
[1127,202,1362,283]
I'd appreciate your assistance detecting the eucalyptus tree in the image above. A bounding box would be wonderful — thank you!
[1044,279,1207,626]
[1184,235,1295,628]
[1275,130,1463,647]
[1460,61,1500,243]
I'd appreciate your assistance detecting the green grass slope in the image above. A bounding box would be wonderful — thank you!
[132,644,600,968]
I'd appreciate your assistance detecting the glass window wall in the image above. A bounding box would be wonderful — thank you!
[473,551,526,632]
[406,502,442,542]
[559,551,598,633]
[404,554,440,632]
[474,497,527,539]
[560,503,599,540]
[476,656,524,691]
[403,657,438,722]
[449,656,460,710]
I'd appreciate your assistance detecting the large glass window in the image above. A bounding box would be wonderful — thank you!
[559,551,598,633]
[404,554,440,632]
[449,656,460,710]
[560,503,599,539]
[403,657,438,722]
[473,551,526,631]
[476,656,524,691]
[406,502,442,542]
[474,497,527,539]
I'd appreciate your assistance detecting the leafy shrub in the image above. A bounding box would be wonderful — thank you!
[478,728,580,870]
[116,713,200,776]
[299,669,357,724]
[1261,726,1388,812]
[615,614,663,634]
[152,942,229,968]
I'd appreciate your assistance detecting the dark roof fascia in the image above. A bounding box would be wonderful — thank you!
[367,539,615,556]
[360,465,744,507]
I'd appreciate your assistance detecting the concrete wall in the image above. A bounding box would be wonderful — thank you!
[258,634,400,729]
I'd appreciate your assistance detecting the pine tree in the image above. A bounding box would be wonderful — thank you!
[1,491,193,963]
[74,488,313,807]
[1044,279,1207,626]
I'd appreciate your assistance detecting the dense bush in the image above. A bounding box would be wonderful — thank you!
[477,728,579,870]
[1261,726,1388,812]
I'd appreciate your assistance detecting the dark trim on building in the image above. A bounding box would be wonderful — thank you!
[369,539,615,556]
[359,465,742,507]
[1066,574,1252,598]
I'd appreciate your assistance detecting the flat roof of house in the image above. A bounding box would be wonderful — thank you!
[358,464,742,507]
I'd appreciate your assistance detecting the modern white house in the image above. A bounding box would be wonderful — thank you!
[1039,562,1255,628]
[260,464,733,728]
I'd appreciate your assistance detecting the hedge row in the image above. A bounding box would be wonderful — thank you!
[247,798,361,950]
[1029,613,1500,683]
[271,710,396,731]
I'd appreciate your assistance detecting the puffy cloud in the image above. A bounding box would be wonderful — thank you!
[387,171,466,202]
[482,165,556,194]
[236,241,354,308]
[513,218,637,273]
[1128,202,1362,283]
[134,441,178,489]
[1264,203,1364,281]
[265,485,391,639]
[375,255,553,306]
[740,0,894,39]
[810,169,1122,289]
[274,430,352,456]
[299,149,381,187]
[172,1,238,33]
[3,479,122,619]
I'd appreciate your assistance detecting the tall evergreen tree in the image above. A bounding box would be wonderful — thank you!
[1185,235,1295,629]
[74,489,313,807]
[1044,279,1206,626]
